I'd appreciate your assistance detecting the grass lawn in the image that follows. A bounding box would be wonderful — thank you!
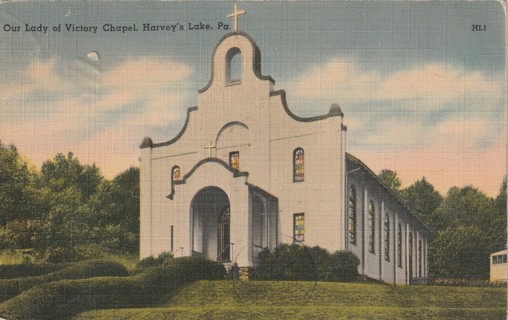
[0,249,31,265]
[0,249,138,270]
[74,280,507,320]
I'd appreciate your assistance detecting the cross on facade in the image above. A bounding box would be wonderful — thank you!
[227,3,246,32]
[204,140,216,157]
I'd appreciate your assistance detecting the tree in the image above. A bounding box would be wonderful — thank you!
[33,153,104,258]
[378,169,402,193]
[0,142,39,226]
[430,225,490,278]
[77,167,140,254]
[429,185,500,279]
[400,177,443,231]
[39,152,102,202]
[112,167,140,235]
[432,186,496,232]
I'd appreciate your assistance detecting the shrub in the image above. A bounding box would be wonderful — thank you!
[323,250,360,282]
[40,246,83,263]
[431,278,506,287]
[134,251,174,271]
[256,244,359,282]
[256,244,319,281]
[0,257,225,320]
[0,263,72,279]
[0,259,128,303]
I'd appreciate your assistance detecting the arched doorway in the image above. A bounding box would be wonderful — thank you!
[191,187,231,262]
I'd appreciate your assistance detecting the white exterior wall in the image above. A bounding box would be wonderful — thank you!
[346,157,429,285]
[140,32,345,264]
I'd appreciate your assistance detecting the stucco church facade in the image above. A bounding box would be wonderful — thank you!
[140,12,429,285]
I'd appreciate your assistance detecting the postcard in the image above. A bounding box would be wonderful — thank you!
[0,1,505,319]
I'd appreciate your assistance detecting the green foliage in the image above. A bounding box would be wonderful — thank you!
[378,169,402,193]
[0,227,22,250]
[400,177,443,230]
[429,186,502,279]
[0,262,71,279]
[429,225,491,278]
[431,278,506,287]
[0,259,128,303]
[256,244,359,282]
[323,251,360,282]
[256,244,318,281]
[0,142,41,229]
[0,257,225,320]
[135,251,174,270]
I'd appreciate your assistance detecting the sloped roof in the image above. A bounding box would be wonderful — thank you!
[346,152,431,234]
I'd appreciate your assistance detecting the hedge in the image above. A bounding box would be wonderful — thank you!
[256,244,360,282]
[0,257,226,320]
[0,262,72,279]
[0,259,128,303]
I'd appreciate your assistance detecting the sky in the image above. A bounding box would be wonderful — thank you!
[0,1,505,196]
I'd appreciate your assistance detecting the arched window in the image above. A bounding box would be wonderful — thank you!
[368,201,375,253]
[293,148,304,182]
[408,232,413,279]
[384,213,390,261]
[226,47,242,83]
[418,239,422,278]
[397,223,402,268]
[348,186,357,244]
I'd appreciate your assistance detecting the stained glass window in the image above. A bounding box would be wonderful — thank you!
[229,151,240,170]
[348,186,357,244]
[293,213,304,242]
[171,165,180,193]
[397,223,402,268]
[172,166,181,182]
[368,201,375,253]
[384,214,390,261]
[293,148,304,182]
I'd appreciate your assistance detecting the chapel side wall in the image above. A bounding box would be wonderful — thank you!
[348,168,416,284]
[268,96,345,251]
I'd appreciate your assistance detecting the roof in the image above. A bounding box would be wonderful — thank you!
[490,249,507,256]
[346,153,431,234]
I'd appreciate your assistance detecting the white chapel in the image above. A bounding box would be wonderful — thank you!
[140,5,429,285]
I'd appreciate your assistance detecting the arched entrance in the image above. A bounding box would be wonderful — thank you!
[191,187,231,262]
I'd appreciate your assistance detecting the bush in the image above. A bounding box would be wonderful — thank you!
[256,244,318,281]
[134,251,174,271]
[40,246,83,263]
[0,257,225,320]
[431,278,506,287]
[0,263,72,279]
[256,244,359,282]
[0,259,128,303]
[323,251,360,282]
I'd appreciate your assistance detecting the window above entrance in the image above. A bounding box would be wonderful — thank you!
[226,47,242,84]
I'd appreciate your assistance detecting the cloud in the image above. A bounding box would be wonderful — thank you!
[288,57,505,196]
[0,57,193,177]
[288,58,504,109]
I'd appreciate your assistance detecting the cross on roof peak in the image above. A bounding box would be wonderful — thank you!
[227,3,246,32]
